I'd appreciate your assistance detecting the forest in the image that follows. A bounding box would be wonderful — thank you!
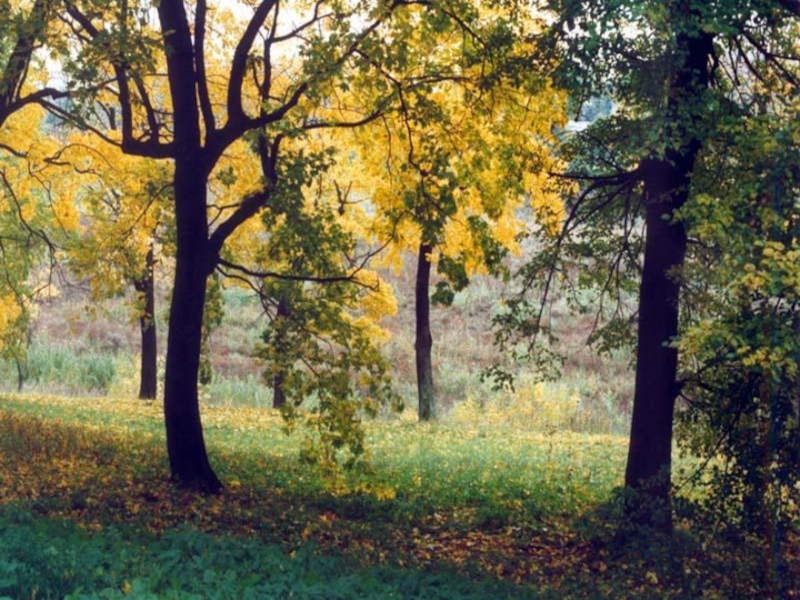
[0,0,799,597]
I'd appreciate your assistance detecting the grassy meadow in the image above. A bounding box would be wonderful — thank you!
[1,393,794,598]
[0,274,797,598]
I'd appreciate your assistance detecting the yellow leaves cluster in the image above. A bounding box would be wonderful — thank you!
[0,106,65,229]
[0,294,23,350]
[353,269,398,321]
[348,70,568,275]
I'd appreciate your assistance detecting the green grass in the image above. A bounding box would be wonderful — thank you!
[0,394,626,524]
[0,393,796,599]
[0,505,545,600]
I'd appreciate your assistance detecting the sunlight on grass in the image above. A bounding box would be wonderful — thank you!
[0,393,627,523]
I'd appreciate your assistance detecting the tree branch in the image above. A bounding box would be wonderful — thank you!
[227,0,278,127]
[194,0,216,137]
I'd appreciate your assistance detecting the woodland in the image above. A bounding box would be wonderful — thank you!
[0,0,799,597]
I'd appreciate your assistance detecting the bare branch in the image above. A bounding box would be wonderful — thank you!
[194,0,216,136]
[227,0,278,126]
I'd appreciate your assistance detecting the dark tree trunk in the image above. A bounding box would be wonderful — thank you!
[272,294,290,409]
[624,180,688,526]
[163,162,220,493]
[624,28,713,532]
[158,0,221,493]
[415,242,435,421]
[135,244,158,400]
[15,357,25,392]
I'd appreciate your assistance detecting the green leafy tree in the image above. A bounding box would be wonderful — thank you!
[219,132,400,466]
[675,99,800,587]
[501,0,800,532]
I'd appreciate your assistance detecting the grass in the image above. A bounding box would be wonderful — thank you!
[0,506,543,600]
[1,271,795,597]
[1,393,797,599]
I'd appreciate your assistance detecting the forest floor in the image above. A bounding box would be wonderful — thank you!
[1,393,797,599]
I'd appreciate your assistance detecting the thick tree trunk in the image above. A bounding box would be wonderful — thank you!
[415,242,435,421]
[163,163,221,493]
[135,244,158,400]
[158,0,221,493]
[272,294,290,409]
[624,184,687,527]
[623,28,713,532]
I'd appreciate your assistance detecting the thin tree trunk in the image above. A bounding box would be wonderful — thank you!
[272,293,290,409]
[135,244,158,400]
[15,356,25,392]
[415,242,435,421]
[624,27,713,532]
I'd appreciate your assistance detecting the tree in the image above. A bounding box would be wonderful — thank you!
[622,14,712,528]
[671,27,800,583]
[248,175,400,467]
[0,0,75,387]
[64,132,172,400]
[350,25,568,420]
[516,0,800,531]
[43,0,518,490]
[0,102,79,390]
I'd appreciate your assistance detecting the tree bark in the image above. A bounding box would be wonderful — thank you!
[135,244,158,400]
[624,27,713,532]
[415,242,435,421]
[162,161,221,493]
[624,178,688,527]
[272,293,290,409]
[158,0,221,493]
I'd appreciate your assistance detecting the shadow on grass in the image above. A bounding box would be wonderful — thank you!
[0,504,552,600]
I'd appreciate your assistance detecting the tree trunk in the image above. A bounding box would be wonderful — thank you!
[415,242,435,421]
[624,182,687,528]
[158,0,221,492]
[15,356,25,392]
[623,27,713,532]
[163,162,221,493]
[272,294,290,409]
[135,244,158,400]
